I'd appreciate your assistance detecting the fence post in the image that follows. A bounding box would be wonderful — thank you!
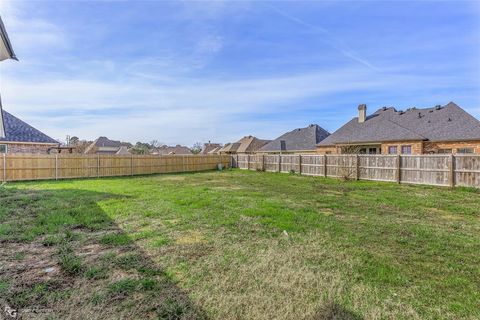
[324,154,327,177]
[449,154,455,188]
[396,155,401,183]
[247,154,250,170]
[355,154,360,180]
[131,155,134,176]
[55,154,58,180]
[3,153,6,183]
[97,154,100,178]
[262,154,266,171]
[298,154,302,175]
[278,155,281,172]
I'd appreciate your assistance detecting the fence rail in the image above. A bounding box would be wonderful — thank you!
[1,154,231,182]
[234,154,480,188]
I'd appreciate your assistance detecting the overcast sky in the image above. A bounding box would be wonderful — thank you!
[0,1,479,145]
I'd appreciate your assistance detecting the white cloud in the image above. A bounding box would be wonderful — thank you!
[1,0,478,146]
[3,62,475,145]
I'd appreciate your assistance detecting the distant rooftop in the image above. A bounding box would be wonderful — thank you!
[260,124,330,152]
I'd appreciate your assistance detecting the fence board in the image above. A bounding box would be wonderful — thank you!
[454,155,480,188]
[2,154,230,182]
[233,154,480,188]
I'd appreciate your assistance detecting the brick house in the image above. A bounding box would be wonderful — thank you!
[0,109,59,154]
[317,102,480,155]
[257,124,330,154]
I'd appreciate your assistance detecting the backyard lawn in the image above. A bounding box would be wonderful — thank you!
[0,169,479,319]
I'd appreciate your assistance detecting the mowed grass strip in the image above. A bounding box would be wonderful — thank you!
[0,169,479,319]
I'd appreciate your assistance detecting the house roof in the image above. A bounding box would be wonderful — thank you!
[91,136,123,148]
[115,146,131,155]
[0,15,17,61]
[318,102,480,146]
[231,136,270,153]
[154,145,192,155]
[207,146,222,154]
[218,142,240,153]
[84,137,124,154]
[202,143,222,154]
[0,109,58,144]
[260,124,330,152]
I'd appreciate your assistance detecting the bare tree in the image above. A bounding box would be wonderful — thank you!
[338,144,362,181]
[191,142,202,154]
[150,140,161,149]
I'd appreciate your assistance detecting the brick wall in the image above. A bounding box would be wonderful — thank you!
[381,140,423,155]
[423,141,480,154]
[1,143,56,154]
[317,146,340,154]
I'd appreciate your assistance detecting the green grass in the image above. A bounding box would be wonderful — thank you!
[0,169,479,319]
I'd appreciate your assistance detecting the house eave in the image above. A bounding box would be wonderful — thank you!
[0,141,59,146]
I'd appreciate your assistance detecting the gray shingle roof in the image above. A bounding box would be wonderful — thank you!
[0,109,58,144]
[318,102,480,146]
[260,124,330,152]
[93,136,123,148]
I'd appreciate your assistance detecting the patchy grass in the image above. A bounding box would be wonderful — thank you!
[0,169,479,319]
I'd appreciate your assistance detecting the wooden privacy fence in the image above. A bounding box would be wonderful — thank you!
[0,154,231,182]
[234,154,480,188]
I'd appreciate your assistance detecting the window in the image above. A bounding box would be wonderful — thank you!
[0,145,6,154]
[388,146,398,154]
[437,149,452,154]
[457,148,474,154]
[401,145,412,154]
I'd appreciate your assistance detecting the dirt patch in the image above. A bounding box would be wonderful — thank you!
[0,242,60,285]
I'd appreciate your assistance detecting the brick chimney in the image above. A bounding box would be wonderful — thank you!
[358,104,367,123]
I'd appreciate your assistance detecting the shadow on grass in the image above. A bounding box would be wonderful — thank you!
[314,301,362,320]
[0,186,207,319]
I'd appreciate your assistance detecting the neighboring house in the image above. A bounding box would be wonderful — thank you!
[258,124,330,154]
[207,146,222,154]
[153,145,193,155]
[84,137,131,155]
[220,136,270,154]
[218,142,240,154]
[317,102,480,155]
[0,109,59,154]
[202,142,222,154]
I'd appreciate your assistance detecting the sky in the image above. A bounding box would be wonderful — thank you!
[0,0,479,145]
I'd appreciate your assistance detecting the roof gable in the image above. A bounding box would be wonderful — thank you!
[0,110,58,144]
[260,124,330,152]
[235,136,270,153]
